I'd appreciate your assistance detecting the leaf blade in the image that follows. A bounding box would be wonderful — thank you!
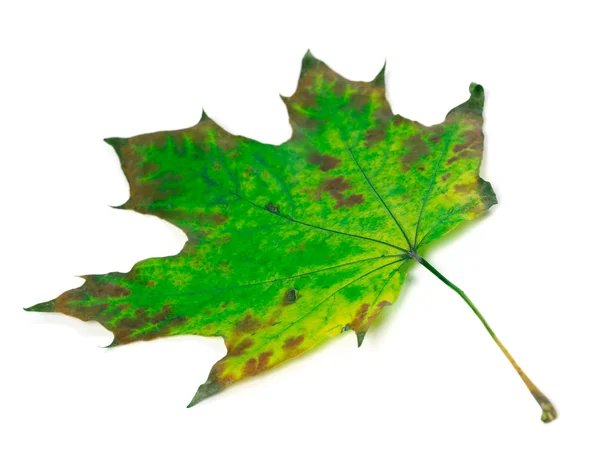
[28,52,496,405]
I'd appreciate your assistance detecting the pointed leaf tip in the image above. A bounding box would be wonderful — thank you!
[373,60,386,87]
[104,137,126,149]
[187,379,224,408]
[25,300,56,313]
[199,109,209,123]
[356,331,367,348]
[300,49,319,76]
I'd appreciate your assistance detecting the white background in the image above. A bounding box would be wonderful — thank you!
[1,1,599,459]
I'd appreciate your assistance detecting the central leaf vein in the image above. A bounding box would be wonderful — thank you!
[201,173,404,252]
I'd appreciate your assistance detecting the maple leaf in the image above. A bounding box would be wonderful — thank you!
[28,51,556,422]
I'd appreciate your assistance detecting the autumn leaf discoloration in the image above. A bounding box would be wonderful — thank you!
[454,183,477,195]
[28,51,499,411]
[403,135,430,165]
[317,176,365,209]
[243,351,273,377]
[453,130,483,154]
[282,335,305,350]
[364,128,387,147]
[349,303,370,332]
[308,153,341,172]
[235,315,261,334]
[76,280,132,300]
[56,302,108,322]
[199,213,228,226]
[228,338,255,357]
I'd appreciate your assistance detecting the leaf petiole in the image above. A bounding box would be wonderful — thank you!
[411,253,557,423]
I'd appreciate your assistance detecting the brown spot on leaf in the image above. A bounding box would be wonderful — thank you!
[243,358,257,376]
[351,92,370,111]
[403,135,430,164]
[152,304,173,323]
[210,361,236,386]
[118,315,145,330]
[56,302,108,321]
[393,115,408,126]
[112,302,134,316]
[308,153,341,172]
[363,301,392,330]
[453,130,483,154]
[61,280,131,304]
[243,351,273,377]
[454,183,476,195]
[442,173,451,182]
[199,213,228,226]
[323,176,349,193]
[184,229,212,247]
[139,161,161,177]
[138,328,162,341]
[283,335,305,350]
[317,176,364,209]
[257,351,273,373]
[110,314,189,345]
[459,149,481,159]
[169,316,188,327]
[349,303,370,331]
[99,283,131,299]
[116,304,174,331]
[429,126,444,144]
[282,288,298,306]
[364,128,386,147]
[111,328,133,345]
[447,156,460,165]
[333,79,347,97]
[290,115,319,133]
[235,315,261,334]
[229,338,254,357]
[344,194,365,207]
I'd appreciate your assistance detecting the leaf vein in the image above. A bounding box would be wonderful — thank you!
[201,173,405,252]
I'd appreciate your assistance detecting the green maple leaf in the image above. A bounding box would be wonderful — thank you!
[28,51,556,422]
